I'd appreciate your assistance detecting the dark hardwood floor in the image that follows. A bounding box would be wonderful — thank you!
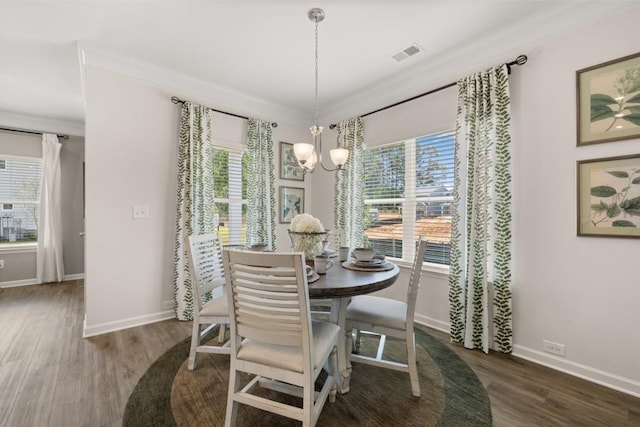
[0,280,638,426]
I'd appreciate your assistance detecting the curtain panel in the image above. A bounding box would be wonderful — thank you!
[37,133,64,283]
[246,118,276,249]
[448,65,513,354]
[173,102,216,321]
[334,116,365,248]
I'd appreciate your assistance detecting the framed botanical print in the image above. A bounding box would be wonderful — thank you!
[576,52,640,145]
[279,186,304,223]
[577,154,640,237]
[280,141,304,181]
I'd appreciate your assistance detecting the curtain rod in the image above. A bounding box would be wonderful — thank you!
[170,96,278,128]
[0,126,69,140]
[329,54,528,129]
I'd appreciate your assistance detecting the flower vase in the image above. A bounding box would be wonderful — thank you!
[288,230,328,264]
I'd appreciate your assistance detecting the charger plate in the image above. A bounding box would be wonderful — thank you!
[341,260,395,272]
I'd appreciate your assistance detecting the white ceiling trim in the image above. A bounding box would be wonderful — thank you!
[78,44,310,126]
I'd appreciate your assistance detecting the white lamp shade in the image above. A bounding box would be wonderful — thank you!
[306,151,318,170]
[330,148,349,167]
[293,143,315,162]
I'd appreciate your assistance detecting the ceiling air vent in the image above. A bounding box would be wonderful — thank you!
[392,44,422,62]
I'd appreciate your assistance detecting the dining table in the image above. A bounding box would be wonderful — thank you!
[307,260,400,394]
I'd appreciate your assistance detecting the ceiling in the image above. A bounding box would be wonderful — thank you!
[1,1,638,134]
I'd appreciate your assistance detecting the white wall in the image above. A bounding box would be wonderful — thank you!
[509,8,640,395]
[83,65,308,336]
[312,7,640,396]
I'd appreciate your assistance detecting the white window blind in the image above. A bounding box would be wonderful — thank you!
[363,130,455,266]
[0,157,42,244]
[212,146,246,247]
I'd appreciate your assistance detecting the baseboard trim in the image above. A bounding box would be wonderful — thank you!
[83,309,176,338]
[1,273,85,288]
[412,316,640,398]
[414,314,450,334]
[512,344,640,398]
[0,278,39,288]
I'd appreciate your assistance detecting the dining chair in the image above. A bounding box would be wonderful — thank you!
[345,237,428,397]
[222,249,339,427]
[185,233,230,370]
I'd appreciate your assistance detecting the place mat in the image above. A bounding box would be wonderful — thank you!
[341,260,395,272]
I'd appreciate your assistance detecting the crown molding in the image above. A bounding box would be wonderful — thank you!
[77,43,310,126]
[0,110,85,137]
[320,1,637,124]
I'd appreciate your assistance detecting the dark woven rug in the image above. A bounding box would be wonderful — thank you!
[123,326,491,426]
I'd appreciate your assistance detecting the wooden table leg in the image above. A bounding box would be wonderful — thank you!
[330,297,352,394]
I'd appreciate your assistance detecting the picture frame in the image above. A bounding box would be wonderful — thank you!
[577,154,640,238]
[279,186,304,224]
[576,52,640,146]
[280,141,304,181]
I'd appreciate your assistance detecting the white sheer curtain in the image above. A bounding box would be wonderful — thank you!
[37,133,64,283]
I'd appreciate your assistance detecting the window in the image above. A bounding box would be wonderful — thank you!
[363,130,455,266]
[212,146,247,247]
[0,157,42,244]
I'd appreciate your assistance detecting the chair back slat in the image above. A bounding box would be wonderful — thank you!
[223,250,312,351]
[186,233,225,310]
[406,237,428,323]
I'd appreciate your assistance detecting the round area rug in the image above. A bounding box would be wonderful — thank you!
[123,327,491,426]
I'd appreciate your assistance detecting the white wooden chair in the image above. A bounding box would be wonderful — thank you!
[185,233,230,370]
[222,249,339,427]
[345,237,428,397]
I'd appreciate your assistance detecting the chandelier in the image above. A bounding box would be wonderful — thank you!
[293,8,349,173]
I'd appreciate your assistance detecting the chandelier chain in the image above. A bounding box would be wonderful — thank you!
[314,20,319,127]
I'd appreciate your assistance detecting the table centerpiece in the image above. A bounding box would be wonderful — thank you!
[288,213,329,264]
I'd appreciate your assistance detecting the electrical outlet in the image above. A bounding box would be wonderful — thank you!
[132,205,149,219]
[543,340,566,357]
[0,259,4,269]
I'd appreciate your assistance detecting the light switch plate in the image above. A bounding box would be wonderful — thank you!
[132,205,149,219]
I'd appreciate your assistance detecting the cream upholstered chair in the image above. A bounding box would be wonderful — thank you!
[185,233,230,370]
[222,249,339,427]
[345,237,428,397]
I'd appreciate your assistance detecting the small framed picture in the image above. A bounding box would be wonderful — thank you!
[280,141,304,181]
[576,52,640,146]
[577,154,640,238]
[279,186,304,223]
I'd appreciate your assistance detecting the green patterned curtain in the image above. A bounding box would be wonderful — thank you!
[448,65,513,354]
[173,102,216,321]
[334,117,365,248]
[246,118,276,249]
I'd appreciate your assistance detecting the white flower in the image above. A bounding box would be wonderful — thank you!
[289,214,326,260]
[290,213,325,233]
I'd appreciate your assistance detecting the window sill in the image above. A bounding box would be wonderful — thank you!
[391,258,450,278]
[0,244,37,254]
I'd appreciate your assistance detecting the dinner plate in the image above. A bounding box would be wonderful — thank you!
[352,258,384,267]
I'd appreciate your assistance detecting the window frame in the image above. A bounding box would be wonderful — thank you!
[0,154,42,249]
[363,130,454,275]
[211,140,247,247]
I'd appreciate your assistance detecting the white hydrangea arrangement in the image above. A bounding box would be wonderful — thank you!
[289,213,327,261]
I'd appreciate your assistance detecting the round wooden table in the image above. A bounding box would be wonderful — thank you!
[308,262,400,393]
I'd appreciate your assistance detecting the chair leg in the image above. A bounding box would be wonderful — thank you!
[354,329,362,353]
[225,368,240,427]
[188,320,201,371]
[406,331,420,397]
[218,323,226,343]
